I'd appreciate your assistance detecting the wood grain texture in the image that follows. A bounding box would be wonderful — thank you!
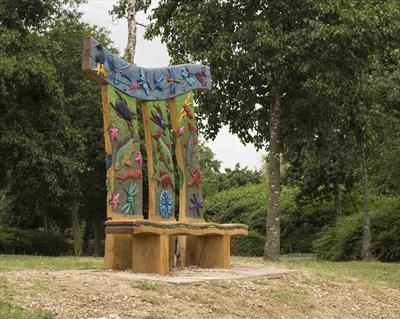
[105,219,248,236]
[168,98,187,221]
[131,234,172,275]
[101,85,113,219]
[168,93,204,221]
[82,36,107,84]
[140,102,156,220]
[185,235,231,268]
[104,234,132,270]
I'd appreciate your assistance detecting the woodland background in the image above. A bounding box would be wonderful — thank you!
[0,0,399,262]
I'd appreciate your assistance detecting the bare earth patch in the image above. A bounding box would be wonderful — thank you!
[1,263,399,319]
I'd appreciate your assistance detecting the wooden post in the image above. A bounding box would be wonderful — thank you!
[169,93,209,267]
[104,233,133,270]
[185,235,231,268]
[140,100,176,222]
[101,85,114,219]
[131,234,171,275]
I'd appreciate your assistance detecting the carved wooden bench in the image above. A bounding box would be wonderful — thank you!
[82,36,248,275]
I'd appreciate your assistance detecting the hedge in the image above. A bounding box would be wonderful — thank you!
[0,227,70,256]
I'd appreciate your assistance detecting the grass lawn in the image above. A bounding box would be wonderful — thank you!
[1,254,399,289]
[0,254,103,272]
[0,301,54,319]
[233,255,400,289]
[276,260,400,289]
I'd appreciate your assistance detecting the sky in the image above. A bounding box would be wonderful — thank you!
[80,0,263,170]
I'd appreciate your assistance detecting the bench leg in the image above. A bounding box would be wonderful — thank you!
[185,235,231,268]
[104,233,133,270]
[131,234,175,275]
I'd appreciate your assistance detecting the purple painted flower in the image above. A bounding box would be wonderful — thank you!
[190,193,203,217]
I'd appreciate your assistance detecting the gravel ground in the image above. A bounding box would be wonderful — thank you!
[1,264,399,319]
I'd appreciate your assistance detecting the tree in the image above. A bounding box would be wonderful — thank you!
[218,164,262,193]
[146,0,400,260]
[46,18,113,255]
[370,115,400,195]
[197,141,222,198]
[110,0,151,63]
[0,0,113,255]
[0,0,86,231]
[284,116,359,217]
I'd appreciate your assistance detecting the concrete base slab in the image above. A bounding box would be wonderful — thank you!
[94,263,294,284]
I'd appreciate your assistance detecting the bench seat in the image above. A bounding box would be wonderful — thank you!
[104,219,248,275]
[105,219,248,236]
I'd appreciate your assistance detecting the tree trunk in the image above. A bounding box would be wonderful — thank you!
[93,215,103,257]
[264,86,281,261]
[124,0,136,64]
[37,203,49,234]
[43,210,49,234]
[333,179,342,217]
[361,149,371,260]
[82,213,92,256]
[71,206,82,256]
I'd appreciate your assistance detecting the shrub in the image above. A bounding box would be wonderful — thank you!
[370,196,400,262]
[0,227,70,256]
[205,183,336,256]
[204,183,267,226]
[314,196,400,262]
[313,214,363,261]
[280,187,336,254]
[232,231,265,256]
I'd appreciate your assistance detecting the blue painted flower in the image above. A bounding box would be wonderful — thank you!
[159,190,173,218]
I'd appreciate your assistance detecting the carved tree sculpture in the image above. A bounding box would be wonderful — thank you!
[82,36,247,275]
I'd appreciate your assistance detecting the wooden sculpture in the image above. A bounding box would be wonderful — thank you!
[82,36,248,275]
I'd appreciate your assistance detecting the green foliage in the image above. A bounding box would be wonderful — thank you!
[0,227,70,256]
[0,0,84,31]
[204,183,266,256]
[232,231,265,257]
[205,184,336,256]
[205,183,266,225]
[0,301,54,319]
[0,1,111,241]
[109,0,151,18]
[147,0,400,260]
[0,189,12,220]
[199,142,261,198]
[198,141,221,198]
[280,187,336,254]
[314,196,400,262]
[218,164,262,192]
[146,0,400,146]
[370,114,400,195]
[313,215,362,261]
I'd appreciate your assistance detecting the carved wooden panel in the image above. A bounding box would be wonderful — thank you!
[102,86,143,219]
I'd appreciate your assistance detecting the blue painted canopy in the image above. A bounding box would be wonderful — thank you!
[84,36,212,101]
